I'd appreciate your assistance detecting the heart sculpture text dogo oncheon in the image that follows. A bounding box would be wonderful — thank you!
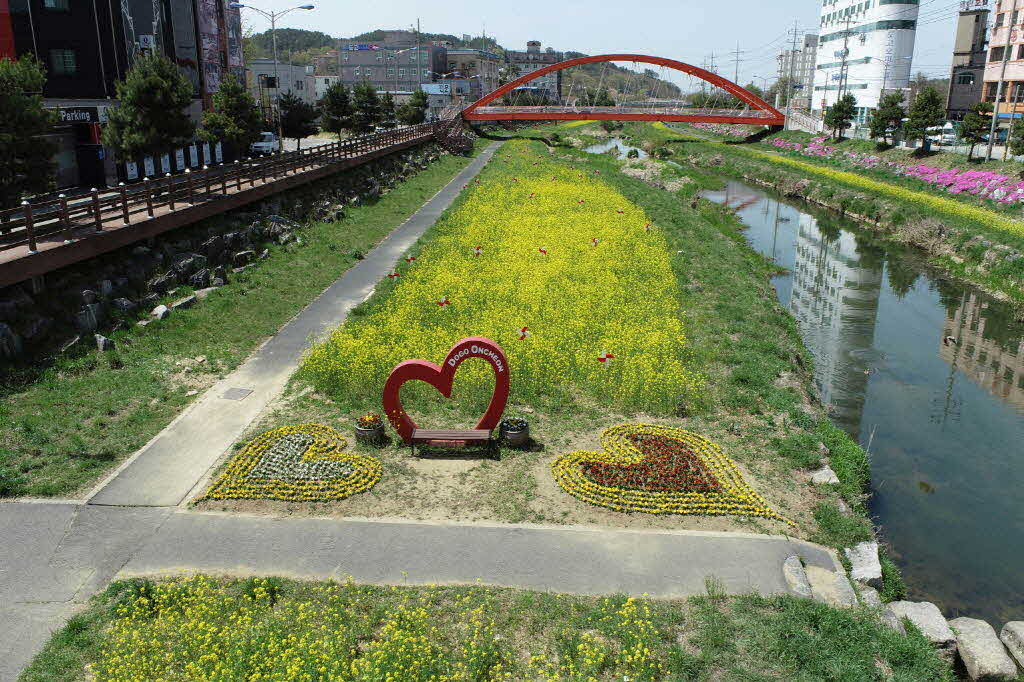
[382,337,510,443]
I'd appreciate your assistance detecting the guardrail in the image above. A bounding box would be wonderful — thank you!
[0,123,436,256]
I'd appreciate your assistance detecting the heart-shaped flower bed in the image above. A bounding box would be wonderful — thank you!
[552,423,792,525]
[203,424,383,502]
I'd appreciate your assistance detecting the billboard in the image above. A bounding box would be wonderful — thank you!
[0,0,14,59]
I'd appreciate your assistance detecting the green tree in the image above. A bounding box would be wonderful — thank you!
[868,92,905,146]
[351,81,381,134]
[587,87,614,106]
[961,101,994,160]
[278,91,319,149]
[198,74,263,157]
[824,93,856,140]
[1007,115,1024,158]
[397,89,429,125]
[903,86,945,153]
[0,55,57,208]
[319,81,353,138]
[102,53,195,159]
[378,91,397,129]
[765,76,795,107]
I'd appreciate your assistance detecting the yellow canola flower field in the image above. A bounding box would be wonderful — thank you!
[741,146,1024,238]
[303,141,702,414]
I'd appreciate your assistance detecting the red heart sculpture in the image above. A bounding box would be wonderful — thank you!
[382,337,510,443]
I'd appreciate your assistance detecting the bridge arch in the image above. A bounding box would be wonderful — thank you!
[461,54,784,126]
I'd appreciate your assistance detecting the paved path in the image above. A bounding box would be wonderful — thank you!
[87,142,501,508]
[0,501,838,682]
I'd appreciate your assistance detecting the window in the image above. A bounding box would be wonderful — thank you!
[992,45,1006,61]
[1020,44,1024,59]
[295,80,303,90]
[399,68,405,76]
[1014,10,1020,24]
[957,72,976,85]
[996,12,1005,26]
[43,0,70,9]
[422,68,429,77]
[49,49,76,75]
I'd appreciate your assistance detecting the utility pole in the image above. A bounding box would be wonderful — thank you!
[987,0,1017,160]
[732,42,744,83]
[837,16,853,103]
[785,21,799,130]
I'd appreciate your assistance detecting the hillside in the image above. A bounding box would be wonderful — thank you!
[243,28,682,100]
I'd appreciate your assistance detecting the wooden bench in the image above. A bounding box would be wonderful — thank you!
[410,429,497,459]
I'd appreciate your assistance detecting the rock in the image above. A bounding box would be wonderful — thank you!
[59,335,81,353]
[0,300,17,321]
[188,268,210,289]
[151,304,170,320]
[194,287,218,301]
[141,293,159,309]
[887,602,957,661]
[810,465,840,485]
[24,316,52,341]
[858,585,882,607]
[113,297,137,312]
[806,566,857,608]
[783,555,813,598]
[212,265,226,282]
[0,322,23,358]
[171,295,196,310]
[259,249,269,260]
[818,442,830,456]
[949,618,1017,681]
[132,245,151,256]
[881,609,906,634]
[233,250,255,266]
[845,541,883,589]
[211,277,225,287]
[999,622,1024,670]
[148,272,177,293]
[99,279,114,297]
[75,303,104,332]
[836,499,852,515]
[94,334,115,352]
[81,289,97,304]
[201,235,224,259]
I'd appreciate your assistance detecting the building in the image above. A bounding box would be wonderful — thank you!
[1,0,242,188]
[788,212,883,436]
[506,41,564,101]
[777,34,819,110]
[444,48,501,103]
[948,1,991,120]
[312,74,341,101]
[246,59,315,119]
[813,0,920,122]
[941,291,1024,412]
[983,0,1024,123]
[334,37,446,96]
[313,49,340,76]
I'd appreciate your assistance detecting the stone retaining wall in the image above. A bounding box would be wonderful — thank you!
[0,144,444,363]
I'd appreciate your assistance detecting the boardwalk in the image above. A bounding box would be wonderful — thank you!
[0,123,442,289]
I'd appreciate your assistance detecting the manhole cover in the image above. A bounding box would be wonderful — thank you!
[222,387,253,401]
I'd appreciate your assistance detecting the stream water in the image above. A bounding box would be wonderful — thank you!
[586,137,1024,623]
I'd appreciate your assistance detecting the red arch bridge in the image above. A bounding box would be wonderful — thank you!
[459,54,784,127]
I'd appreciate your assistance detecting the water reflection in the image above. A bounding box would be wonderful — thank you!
[703,179,1024,625]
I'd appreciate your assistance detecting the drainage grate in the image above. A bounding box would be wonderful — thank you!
[222,387,254,401]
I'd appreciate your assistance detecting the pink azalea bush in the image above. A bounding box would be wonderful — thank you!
[768,137,1024,205]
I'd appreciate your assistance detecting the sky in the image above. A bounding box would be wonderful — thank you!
[238,0,964,90]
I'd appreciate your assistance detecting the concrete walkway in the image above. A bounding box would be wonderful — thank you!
[87,142,501,508]
[0,501,838,681]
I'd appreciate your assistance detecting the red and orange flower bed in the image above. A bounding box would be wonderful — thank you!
[552,423,792,524]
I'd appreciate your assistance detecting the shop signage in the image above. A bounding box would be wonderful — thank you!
[55,106,105,123]
[423,83,451,95]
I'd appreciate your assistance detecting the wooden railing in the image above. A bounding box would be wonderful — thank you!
[0,123,437,255]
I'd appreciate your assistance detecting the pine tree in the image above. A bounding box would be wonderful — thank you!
[351,81,382,134]
[868,92,905,146]
[198,74,264,157]
[378,92,397,129]
[903,86,945,153]
[397,89,429,125]
[824,93,857,140]
[1007,115,1024,158]
[319,81,353,138]
[961,101,994,161]
[102,53,195,159]
[279,91,319,149]
[0,55,57,208]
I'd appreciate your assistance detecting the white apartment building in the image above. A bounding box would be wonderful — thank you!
[814,0,920,121]
[778,34,819,109]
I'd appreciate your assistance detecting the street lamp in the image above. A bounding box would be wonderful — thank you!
[229,2,315,144]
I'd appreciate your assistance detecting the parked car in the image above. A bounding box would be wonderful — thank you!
[249,132,280,156]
